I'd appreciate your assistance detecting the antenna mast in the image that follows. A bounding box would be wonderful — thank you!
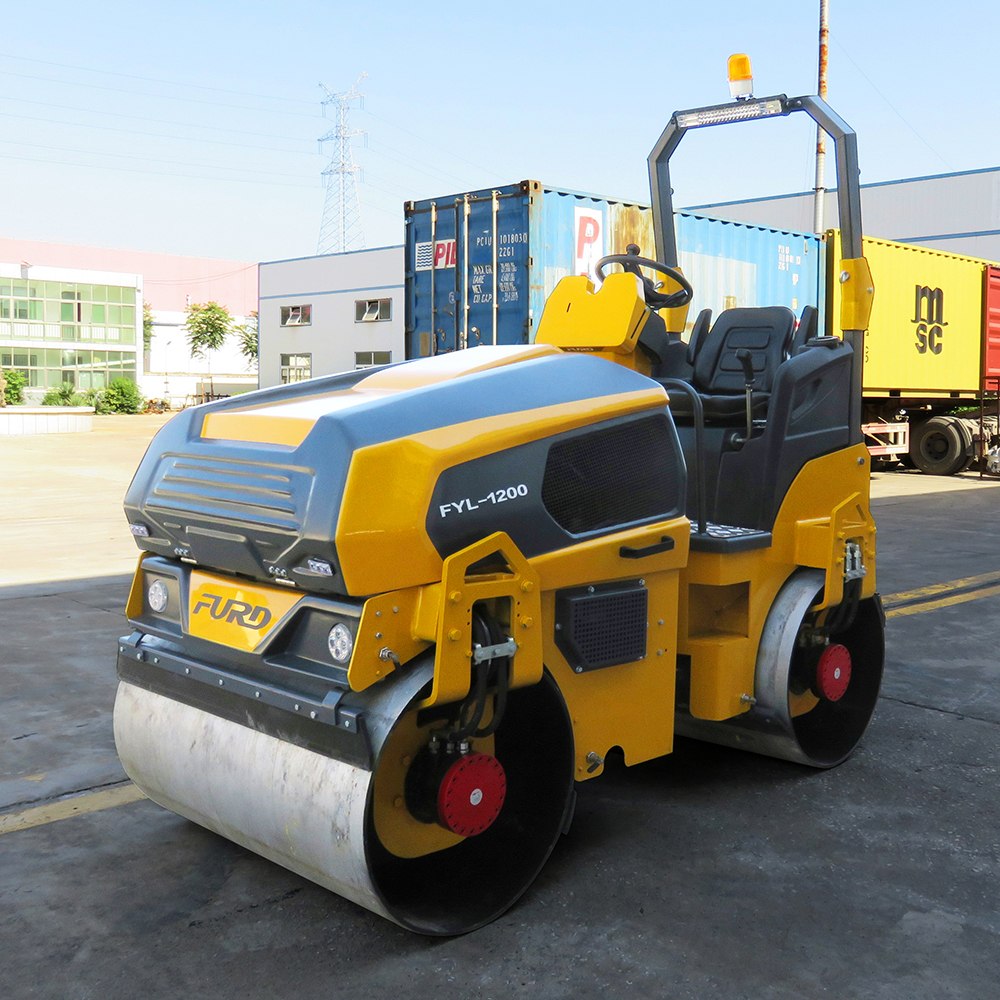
[317,73,367,255]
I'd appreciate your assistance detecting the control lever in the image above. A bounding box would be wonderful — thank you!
[735,348,755,443]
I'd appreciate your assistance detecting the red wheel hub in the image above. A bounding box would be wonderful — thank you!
[437,753,506,837]
[816,643,852,701]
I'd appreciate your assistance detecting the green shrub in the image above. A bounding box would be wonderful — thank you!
[102,377,144,414]
[82,388,112,414]
[42,382,85,406]
[1,368,28,405]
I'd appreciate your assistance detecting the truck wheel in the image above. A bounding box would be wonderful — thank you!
[911,416,968,476]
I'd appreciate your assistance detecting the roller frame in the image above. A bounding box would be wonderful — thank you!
[675,570,885,768]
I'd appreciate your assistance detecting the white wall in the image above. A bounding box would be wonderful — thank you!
[139,309,257,407]
[258,246,404,388]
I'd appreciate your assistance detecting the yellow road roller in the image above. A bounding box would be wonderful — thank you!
[114,84,882,934]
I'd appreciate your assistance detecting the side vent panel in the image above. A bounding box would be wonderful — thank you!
[541,414,682,535]
[555,581,648,672]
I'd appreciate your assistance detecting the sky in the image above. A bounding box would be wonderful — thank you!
[1,1,994,264]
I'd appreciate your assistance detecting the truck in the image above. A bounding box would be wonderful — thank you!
[825,233,1000,474]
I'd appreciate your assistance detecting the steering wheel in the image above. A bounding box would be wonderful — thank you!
[594,244,693,310]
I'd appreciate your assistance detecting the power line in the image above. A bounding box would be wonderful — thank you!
[0,109,320,157]
[830,35,953,170]
[360,108,508,181]
[0,150,319,189]
[0,94,316,143]
[0,51,316,106]
[0,68,319,118]
[145,265,259,284]
[0,137,318,180]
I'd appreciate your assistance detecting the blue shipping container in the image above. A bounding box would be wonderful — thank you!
[404,181,825,358]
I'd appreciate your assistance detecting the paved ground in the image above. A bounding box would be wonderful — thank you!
[0,413,171,588]
[1,420,999,999]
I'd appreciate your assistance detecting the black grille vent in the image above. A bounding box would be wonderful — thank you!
[541,415,681,535]
[555,583,648,672]
[148,455,309,531]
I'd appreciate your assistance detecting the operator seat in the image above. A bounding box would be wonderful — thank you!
[666,306,796,422]
[790,304,819,354]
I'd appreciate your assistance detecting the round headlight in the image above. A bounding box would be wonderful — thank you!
[147,579,169,614]
[327,623,354,663]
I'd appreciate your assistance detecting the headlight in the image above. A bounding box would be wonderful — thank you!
[327,623,354,663]
[147,579,169,614]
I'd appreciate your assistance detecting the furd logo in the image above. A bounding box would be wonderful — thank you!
[192,592,272,630]
[912,284,946,355]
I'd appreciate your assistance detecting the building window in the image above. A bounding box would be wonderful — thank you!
[355,351,392,369]
[280,305,311,326]
[355,298,391,322]
[0,348,135,388]
[0,279,136,348]
[280,353,312,383]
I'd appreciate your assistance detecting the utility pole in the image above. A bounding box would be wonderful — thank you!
[317,74,367,256]
[813,0,830,234]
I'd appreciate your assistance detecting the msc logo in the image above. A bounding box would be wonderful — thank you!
[912,284,946,355]
[192,592,272,630]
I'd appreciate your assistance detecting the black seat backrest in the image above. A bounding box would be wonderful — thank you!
[692,306,796,395]
[685,308,712,366]
[791,305,819,355]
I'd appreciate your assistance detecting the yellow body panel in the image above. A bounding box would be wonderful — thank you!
[422,532,543,708]
[827,231,987,393]
[531,516,689,778]
[839,256,874,332]
[186,571,303,651]
[676,443,875,721]
[348,587,434,691]
[536,272,649,354]
[371,701,495,859]
[335,388,667,596]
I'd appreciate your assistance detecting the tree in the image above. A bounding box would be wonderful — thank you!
[143,301,155,352]
[236,311,258,370]
[185,301,233,359]
[1,369,27,405]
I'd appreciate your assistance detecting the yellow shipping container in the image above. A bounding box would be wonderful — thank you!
[826,232,987,395]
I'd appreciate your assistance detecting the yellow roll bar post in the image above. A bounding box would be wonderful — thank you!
[646,91,873,443]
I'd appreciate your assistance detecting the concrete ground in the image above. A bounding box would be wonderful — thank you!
[1,418,998,1000]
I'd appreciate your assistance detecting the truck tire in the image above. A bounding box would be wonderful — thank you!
[910,416,968,475]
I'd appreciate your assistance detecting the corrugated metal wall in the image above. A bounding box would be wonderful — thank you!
[686,168,1000,263]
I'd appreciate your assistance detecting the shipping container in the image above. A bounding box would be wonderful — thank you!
[824,233,1000,473]
[404,181,825,359]
[826,232,994,395]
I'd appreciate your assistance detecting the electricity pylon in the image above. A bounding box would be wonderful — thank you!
[317,73,367,255]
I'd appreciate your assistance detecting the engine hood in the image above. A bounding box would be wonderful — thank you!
[124,346,675,596]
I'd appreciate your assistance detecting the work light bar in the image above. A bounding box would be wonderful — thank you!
[675,96,785,130]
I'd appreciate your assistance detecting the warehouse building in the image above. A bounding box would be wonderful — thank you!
[0,238,257,406]
[686,166,1000,261]
[257,245,404,388]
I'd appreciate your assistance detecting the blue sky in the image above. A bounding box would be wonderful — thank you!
[1,1,993,262]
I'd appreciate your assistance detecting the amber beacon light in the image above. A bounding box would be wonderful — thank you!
[728,54,753,99]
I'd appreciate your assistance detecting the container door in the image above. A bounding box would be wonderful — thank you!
[983,266,1000,385]
[406,187,530,357]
